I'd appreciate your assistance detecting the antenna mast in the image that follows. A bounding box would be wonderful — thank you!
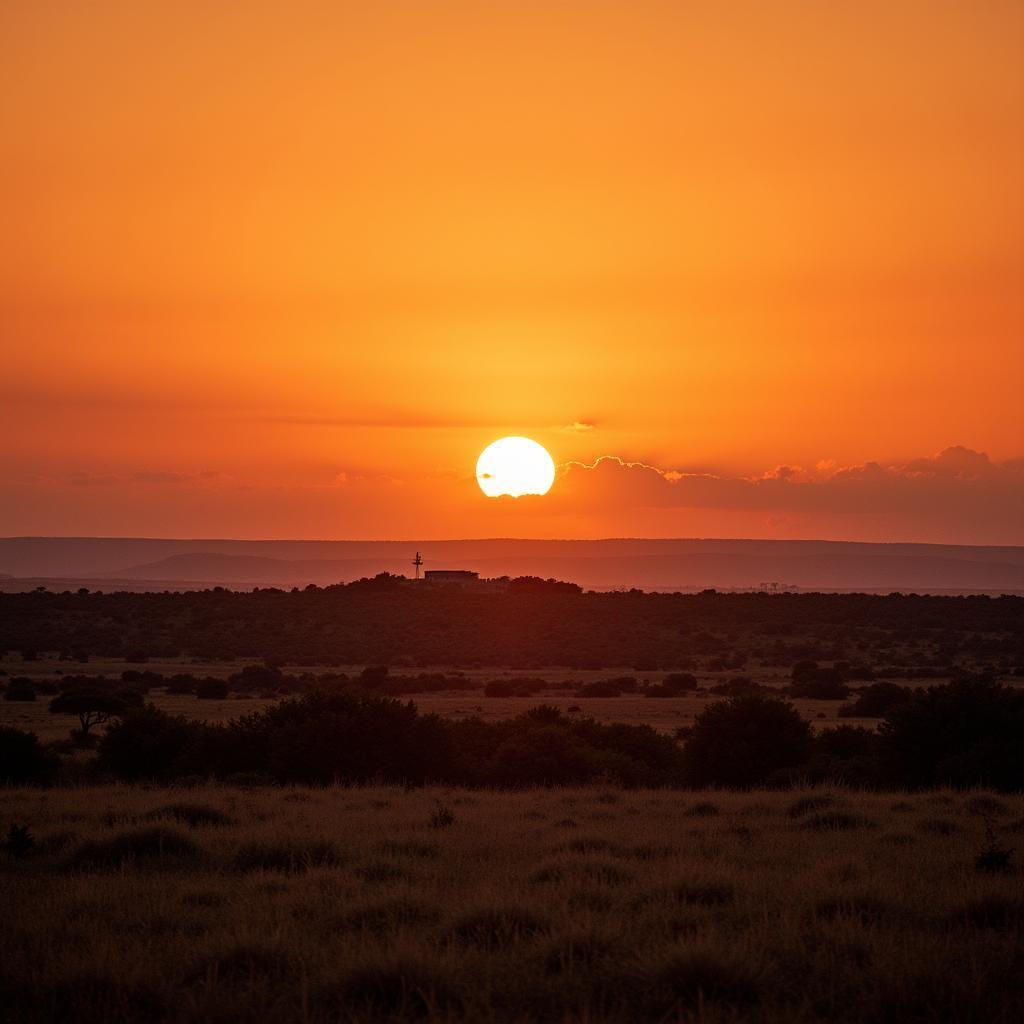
[412,551,423,579]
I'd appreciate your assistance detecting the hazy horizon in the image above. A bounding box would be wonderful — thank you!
[4,535,1024,595]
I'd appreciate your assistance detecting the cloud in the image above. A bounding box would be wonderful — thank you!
[66,469,228,488]
[552,447,1024,541]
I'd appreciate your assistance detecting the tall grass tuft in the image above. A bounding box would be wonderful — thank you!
[448,908,550,950]
[143,803,234,827]
[230,839,343,873]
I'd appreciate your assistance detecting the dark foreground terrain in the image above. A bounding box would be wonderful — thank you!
[3,785,1023,1023]
[3,585,1023,1022]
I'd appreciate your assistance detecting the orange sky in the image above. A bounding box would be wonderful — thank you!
[2,2,1022,543]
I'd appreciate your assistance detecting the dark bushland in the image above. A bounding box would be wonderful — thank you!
[96,691,686,787]
[39,677,1024,792]
[2,586,1019,671]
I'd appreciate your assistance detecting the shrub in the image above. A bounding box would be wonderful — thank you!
[791,660,819,682]
[486,725,598,786]
[0,728,58,785]
[838,682,911,718]
[484,678,545,697]
[683,695,814,787]
[663,673,698,692]
[165,674,197,695]
[97,706,202,781]
[228,664,283,690]
[3,679,37,701]
[253,690,454,785]
[577,680,623,698]
[708,677,765,697]
[789,668,850,700]
[195,679,229,700]
[816,725,878,760]
[878,679,1024,790]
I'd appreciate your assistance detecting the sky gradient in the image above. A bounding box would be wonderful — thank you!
[2,2,1022,543]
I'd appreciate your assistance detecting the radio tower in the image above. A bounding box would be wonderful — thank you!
[412,551,423,579]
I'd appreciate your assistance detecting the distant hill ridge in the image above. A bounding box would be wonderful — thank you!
[1,536,1023,593]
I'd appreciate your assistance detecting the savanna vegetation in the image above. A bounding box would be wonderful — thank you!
[1,581,1021,672]
[3,784,1023,1023]
[2,584,1023,1020]
[2,675,1023,792]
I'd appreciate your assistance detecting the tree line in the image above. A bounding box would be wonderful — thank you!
[3,676,1022,792]
[1,581,1020,671]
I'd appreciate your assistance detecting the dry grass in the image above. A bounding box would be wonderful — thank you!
[2,784,1023,1022]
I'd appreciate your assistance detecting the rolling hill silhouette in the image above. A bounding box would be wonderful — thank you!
[1,537,1023,593]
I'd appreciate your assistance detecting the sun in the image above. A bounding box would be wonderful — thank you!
[476,437,556,498]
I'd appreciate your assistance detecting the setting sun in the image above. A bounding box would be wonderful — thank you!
[476,437,556,498]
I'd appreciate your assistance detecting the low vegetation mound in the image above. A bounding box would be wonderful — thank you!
[67,827,202,869]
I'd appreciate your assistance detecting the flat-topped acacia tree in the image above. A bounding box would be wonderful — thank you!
[49,690,130,739]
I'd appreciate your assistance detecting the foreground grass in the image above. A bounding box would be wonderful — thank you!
[2,786,1023,1023]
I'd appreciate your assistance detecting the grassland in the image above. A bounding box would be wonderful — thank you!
[3,784,1023,1023]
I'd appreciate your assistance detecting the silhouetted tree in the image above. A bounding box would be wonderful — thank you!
[49,689,128,738]
[878,679,1024,791]
[0,728,58,785]
[838,682,911,718]
[683,695,814,787]
[97,706,201,781]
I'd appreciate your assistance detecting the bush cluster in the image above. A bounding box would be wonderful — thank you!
[4,676,1023,792]
[83,679,1024,790]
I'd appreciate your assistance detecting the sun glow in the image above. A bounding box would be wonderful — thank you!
[476,437,556,498]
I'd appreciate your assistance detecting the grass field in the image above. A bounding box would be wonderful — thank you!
[3,784,1023,1022]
